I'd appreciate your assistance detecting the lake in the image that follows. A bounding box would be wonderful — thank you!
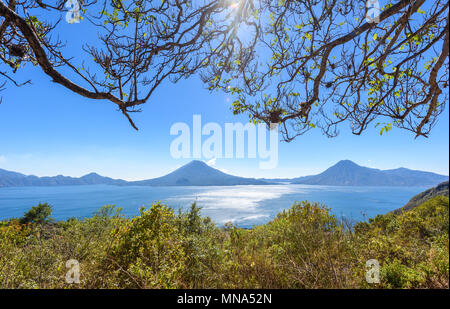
[0,184,426,227]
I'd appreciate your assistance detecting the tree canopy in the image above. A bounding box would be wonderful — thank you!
[1,0,448,140]
[19,202,53,224]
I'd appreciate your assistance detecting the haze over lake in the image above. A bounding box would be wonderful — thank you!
[0,184,426,227]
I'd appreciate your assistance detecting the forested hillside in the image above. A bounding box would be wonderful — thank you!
[393,181,449,213]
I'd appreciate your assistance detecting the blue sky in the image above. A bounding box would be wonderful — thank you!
[0,6,448,180]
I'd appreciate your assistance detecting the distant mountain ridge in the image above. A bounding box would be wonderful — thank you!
[130,160,268,186]
[292,160,448,187]
[0,168,127,187]
[1,160,447,188]
[0,161,269,187]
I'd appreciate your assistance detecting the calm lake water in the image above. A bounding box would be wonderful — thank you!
[0,184,426,227]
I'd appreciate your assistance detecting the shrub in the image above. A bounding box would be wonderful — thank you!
[0,197,447,289]
[19,203,53,225]
[108,203,185,288]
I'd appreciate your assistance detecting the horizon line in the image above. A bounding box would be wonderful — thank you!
[1,159,449,181]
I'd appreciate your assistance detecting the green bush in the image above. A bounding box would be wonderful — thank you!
[19,203,53,225]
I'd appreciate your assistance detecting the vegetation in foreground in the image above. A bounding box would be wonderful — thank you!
[0,196,448,289]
